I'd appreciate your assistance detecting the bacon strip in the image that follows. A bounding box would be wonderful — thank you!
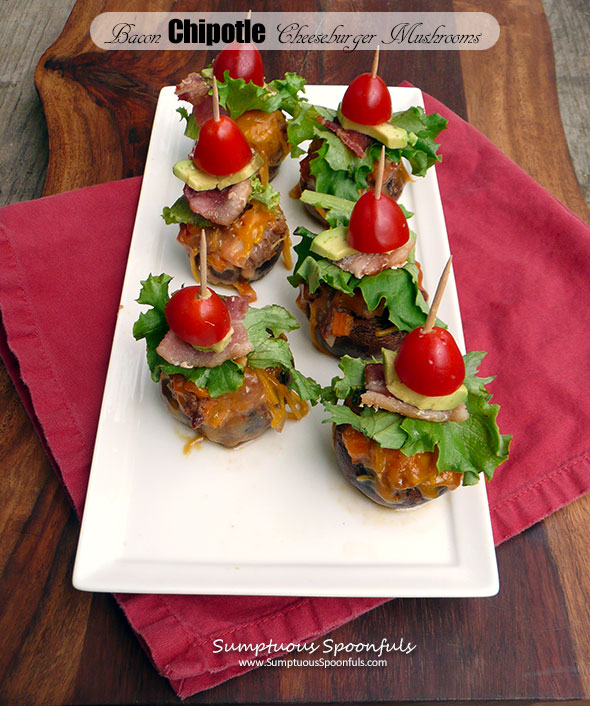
[175,73,209,106]
[175,72,228,126]
[316,116,373,158]
[156,296,253,369]
[334,238,415,277]
[183,180,252,227]
[362,364,469,422]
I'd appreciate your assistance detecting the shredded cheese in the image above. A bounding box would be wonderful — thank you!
[282,228,293,270]
[253,368,310,428]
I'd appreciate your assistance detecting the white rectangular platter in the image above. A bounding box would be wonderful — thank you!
[73,85,498,597]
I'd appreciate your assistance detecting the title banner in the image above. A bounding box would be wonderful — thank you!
[90,12,500,51]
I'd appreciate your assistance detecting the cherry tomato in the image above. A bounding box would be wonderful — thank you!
[347,191,409,253]
[165,286,232,348]
[213,42,265,86]
[341,73,392,125]
[394,326,465,397]
[192,115,252,175]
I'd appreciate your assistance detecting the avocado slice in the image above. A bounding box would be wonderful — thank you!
[300,190,355,218]
[173,153,263,192]
[382,349,467,411]
[337,106,408,150]
[310,226,359,260]
[191,327,234,354]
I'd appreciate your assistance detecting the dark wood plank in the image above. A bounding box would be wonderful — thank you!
[0,0,589,703]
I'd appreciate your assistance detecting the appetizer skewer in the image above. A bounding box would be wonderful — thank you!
[175,27,307,182]
[164,77,290,301]
[133,237,320,448]
[289,48,447,225]
[289,148,432,359]
[321,259,512,508]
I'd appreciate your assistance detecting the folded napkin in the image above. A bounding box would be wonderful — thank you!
[1,87,590,699]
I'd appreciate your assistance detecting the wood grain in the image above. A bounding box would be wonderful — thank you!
[0,0,589,703]
[542,0,590,204]
[457,0,590,222]
[0,0,76,207]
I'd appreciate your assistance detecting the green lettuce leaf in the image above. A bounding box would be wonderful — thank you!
[249,176,281,212]
[288,226,435,331]
[322,353,512,483]
[176,106,199,140]
[158,359,245,398]
[162,196,214,227]
[288,368,322,403]
[133,274,173,383]
[216,71,307,119]
[243,304,299,346]
[321,355,374,404]
[247,338,294,370]
[399,392,510,482]
[323,403,407,449]
[285,103,336,158]
[243,305,320,403]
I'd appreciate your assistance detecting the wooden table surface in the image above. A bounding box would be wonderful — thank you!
[1,0,589,704]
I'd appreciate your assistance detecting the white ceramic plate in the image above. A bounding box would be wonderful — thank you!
[73,85,498,597]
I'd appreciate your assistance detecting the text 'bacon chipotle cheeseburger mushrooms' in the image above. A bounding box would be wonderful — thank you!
[175,37,308,183]
[164,76,292,301]
[288,148,435,359]
[132,268,320,448]
[320,260,512,508]
[287,48,447,226]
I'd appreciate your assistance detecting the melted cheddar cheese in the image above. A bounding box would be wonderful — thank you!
[235,110,289,176]
[163,368,309,447]
[178,202,281,276]
[340,425,462,502]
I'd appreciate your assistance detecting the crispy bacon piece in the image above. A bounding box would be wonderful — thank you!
[316,116,373,158]
[334,238,415,277]
[183,180,252,227]
[175,73,209,106]
[362,364,469,422]
[156,296,253,368]
[176,72,228,125]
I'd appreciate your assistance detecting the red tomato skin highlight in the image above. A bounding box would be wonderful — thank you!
[341,73,392,125]
[347,191,409,253]
[394,327,466,396]
[192,115,252,175]
[213,42,265,86]
[165,286,232,348]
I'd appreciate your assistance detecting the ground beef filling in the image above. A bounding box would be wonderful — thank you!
[296,282,407,359]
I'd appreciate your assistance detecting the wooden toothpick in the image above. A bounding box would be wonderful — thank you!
[374,145,385,200]
[199,229,208,297]
[212,75,220,122]
[422,256,453,333]
[371,45,380,78]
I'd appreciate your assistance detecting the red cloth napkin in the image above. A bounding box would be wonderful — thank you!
[1,88,590,699]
